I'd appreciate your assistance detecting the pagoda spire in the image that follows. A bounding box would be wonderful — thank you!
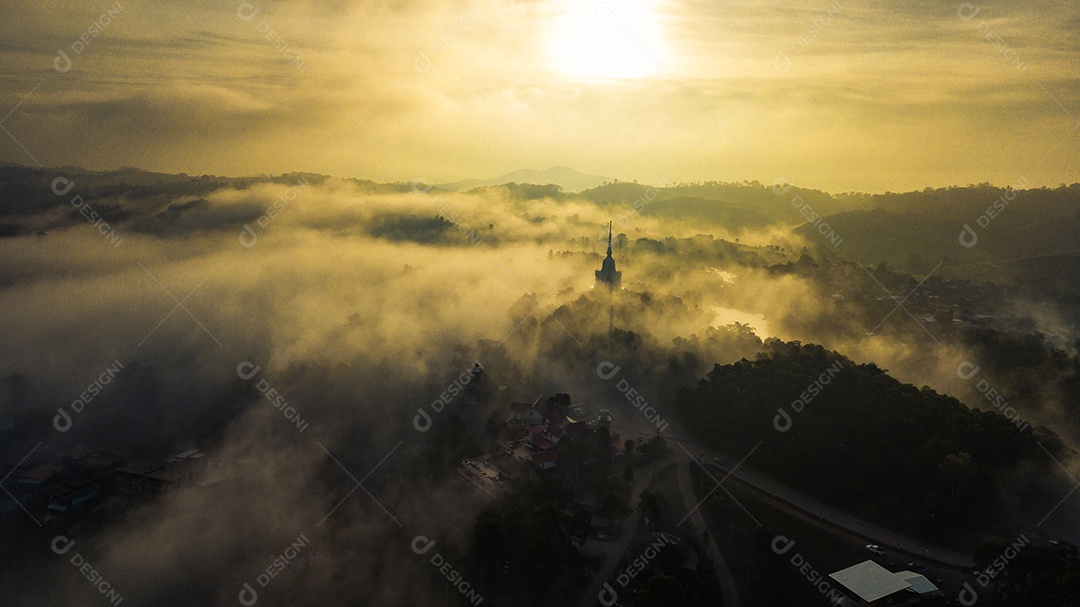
[595,220,621,289]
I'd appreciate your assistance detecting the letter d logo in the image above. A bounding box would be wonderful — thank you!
[957,3,981,22]
[51,177,75,196]
[958,224,978,248]
[956,361,981,380]
[413,409,432,432]
[238,582,259,606]
[411,535,435,555]
[53,50,72,73]
[773,408,792,433]
[596,3,621,22]
[53,408,72,432]
[413,50,432,73]
[958,582,979,606]
[598,583,618,606]
[237,361,261,380]
[239,224,258,248]
[51,535,75,555]
[772,50,792,74]
[237,3,261,21]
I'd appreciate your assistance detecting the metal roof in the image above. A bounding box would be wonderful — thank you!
[829,560,911,602]
[897,571,939,594]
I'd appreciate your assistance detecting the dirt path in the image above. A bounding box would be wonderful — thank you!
[675,461,743,607]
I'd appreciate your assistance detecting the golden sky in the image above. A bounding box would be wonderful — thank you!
[0,0,1077,192]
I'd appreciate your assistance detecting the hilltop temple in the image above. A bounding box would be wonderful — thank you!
[595,221,622,289]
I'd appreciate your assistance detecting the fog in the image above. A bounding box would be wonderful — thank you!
[2,172,1078,604]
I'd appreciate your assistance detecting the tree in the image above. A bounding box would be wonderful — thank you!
[633,574,688,607]
[638,489,661,527]
[547,393,572,411]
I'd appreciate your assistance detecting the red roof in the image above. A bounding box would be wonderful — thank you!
[535,402,553,418]
[529,436,555,450]
[21,464,60,481]
[549,426,565,437]
[529,425,546,434]
[564,422,587,438]
[531,451,558,464]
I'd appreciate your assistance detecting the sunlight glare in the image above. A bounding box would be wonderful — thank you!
[549,0,669,80]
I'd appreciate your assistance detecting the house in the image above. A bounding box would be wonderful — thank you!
[564,422,588,439]
[18,464,61,485]
[511,395,593,470]
[507,402,532,425]
[509,395,548,427]
[531,451,558,470]
[896,571,940,597]
[143,470,186,494]
[45,478,101,512]
[114,464,157,495]
[829,560,938,606]
[526,425,555,451]
[163,448,207,476]
[114,465,188,497]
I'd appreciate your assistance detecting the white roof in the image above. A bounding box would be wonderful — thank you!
[830,560,911,602]
[897,571,939,594]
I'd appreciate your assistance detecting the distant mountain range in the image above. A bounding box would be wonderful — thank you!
[437,166,612,193]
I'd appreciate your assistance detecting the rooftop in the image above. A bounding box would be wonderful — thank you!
[829,560,911,603]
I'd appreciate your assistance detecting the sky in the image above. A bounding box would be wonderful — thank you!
[0,0,1077,193]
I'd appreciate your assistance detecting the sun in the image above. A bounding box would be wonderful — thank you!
[549,0,670,81]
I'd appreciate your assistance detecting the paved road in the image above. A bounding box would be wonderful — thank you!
[705,453,975,570]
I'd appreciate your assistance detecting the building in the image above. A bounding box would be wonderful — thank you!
[114,465,188,497]
[829,560,940,606]
[45,478,101,512]
[596,408,612,430]
[510,395,592,470]
[595,221,622,289]
[531,451,558,470]
[459,456,510,499]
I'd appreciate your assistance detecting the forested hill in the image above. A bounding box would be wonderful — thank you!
[674,339,1048,539]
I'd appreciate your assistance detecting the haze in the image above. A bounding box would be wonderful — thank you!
[0,0,1077,192]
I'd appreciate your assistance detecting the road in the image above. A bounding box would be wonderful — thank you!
[576,457,665,607]
[576,456,743,607]
[705,453,975,571]
[675,461,742,607]
[617,424,976,571]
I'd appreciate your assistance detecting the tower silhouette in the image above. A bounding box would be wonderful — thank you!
[594,221,622,289]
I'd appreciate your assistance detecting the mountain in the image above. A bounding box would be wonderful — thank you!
[437,165,612,193]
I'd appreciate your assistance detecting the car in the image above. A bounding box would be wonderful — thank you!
[866,544,886,555]
[713,457,723,463]
[907,561,927,573]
